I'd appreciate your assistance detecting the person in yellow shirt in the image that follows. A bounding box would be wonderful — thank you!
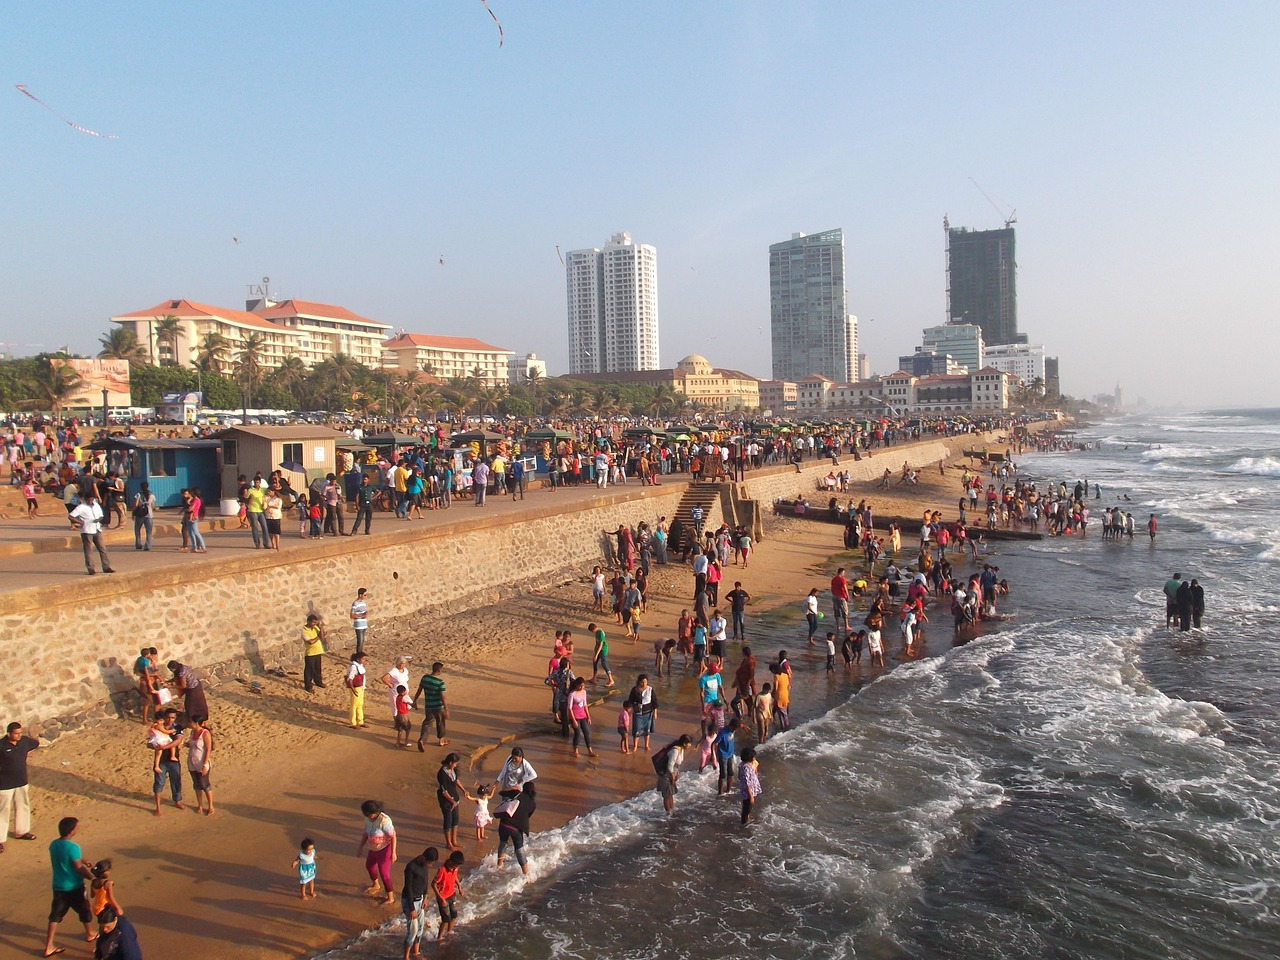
[772,662,791,732]
[393,462,409,519]
[302,614,326,692]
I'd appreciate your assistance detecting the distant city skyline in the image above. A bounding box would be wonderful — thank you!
[3,4,1277,407]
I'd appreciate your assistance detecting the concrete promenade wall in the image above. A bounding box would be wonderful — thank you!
[4,431,998,732]
[1,485,684,732]
[739,436,979,525]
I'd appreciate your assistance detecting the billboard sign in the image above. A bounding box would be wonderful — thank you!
[59,358,132,407]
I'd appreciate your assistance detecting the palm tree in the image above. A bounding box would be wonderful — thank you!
[524,368,544,413]
[97,328,146,365]
[153,315,185,366]
[476,385,505,417]
[386,372,418,419]
[233,333,269,417]
[545,391,569,420]
[270,355,309,404]
[646,384,674,418]
[193,332,233,375]
[592,387,619,420]
[413,382,440,421]
[25,359,84,421]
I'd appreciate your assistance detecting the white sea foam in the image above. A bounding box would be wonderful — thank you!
[1140,444,1214,462]
[1224,456,1280,477]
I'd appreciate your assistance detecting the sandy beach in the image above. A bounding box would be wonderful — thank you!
[0,458,997,959]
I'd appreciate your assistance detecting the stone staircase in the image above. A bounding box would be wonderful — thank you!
[673,482,723,542]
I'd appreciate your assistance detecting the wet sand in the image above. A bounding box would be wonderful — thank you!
[0,460,988,959]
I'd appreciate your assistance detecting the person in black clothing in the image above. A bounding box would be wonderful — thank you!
[1175,579,1194,632]
[436,754,462,851]
[495,783,536,876]
[401,847,439,960]
[93,906,142,960]
[0,721,39,853]
[1190,579,1206,629]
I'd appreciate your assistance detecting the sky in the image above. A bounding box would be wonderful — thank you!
[3,1,1277,408]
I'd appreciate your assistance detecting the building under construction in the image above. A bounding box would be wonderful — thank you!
[945,222,1021,346]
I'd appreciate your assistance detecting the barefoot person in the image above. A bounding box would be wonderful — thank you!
[185,715,214,816]
[43,816,96,958]
[414,662,448,751]
[401,846,438,960]
[654,734,693,816]
[146,709,185,816]
[356,800,397,905]
[436,753,463,850]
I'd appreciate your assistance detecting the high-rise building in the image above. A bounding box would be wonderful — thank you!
[565,232,659,374]
[984,342,1046,386]
[922,323,985,373]
[769,229,856,383]
[946,223,1019,346]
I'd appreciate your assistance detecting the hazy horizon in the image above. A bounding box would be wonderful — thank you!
[3,2,1275,408]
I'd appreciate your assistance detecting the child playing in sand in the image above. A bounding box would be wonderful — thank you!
[433,851,464,940]
[617,701,633,754]
[90,859,123,919]
[394,685,413,747]
[293,838,317,899]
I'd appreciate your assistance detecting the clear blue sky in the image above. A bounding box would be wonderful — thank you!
[3,2,1275,407]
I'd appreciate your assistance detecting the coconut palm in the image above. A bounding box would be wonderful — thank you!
[153,315,185,366]
[270,355,309,403]
[524,367,545,415]
[233,333,269,415]
[385,372,419,418]
[646,384,674,418]
[413,381,440,421]
[193,332,233,375]
[476,384,506,417]
[545,391,569,419]
[24,359,84,421]
[97,327,146,365]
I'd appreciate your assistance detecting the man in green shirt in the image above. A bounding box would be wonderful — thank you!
[414,662,448,751]
[589,623,614,687]
[45,816,95,958]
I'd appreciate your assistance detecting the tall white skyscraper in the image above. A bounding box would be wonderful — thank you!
[566,231,659,374]
[769,229,856,383]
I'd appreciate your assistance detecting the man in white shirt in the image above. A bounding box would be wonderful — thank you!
[69,491,113,576]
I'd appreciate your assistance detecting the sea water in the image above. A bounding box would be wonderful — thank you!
[319,409,1280,960]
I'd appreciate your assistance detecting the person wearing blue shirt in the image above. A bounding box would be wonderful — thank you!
[713,719,740,795]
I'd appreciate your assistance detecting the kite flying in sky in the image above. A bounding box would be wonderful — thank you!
[479,0,504,47]
[15,84,119,139]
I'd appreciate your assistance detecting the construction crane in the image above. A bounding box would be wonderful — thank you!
[969,177,1016,228]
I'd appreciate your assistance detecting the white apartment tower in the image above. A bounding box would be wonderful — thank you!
[566,232,659,374]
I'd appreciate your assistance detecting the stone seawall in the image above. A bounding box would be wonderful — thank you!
[739,437,972,525]
[2,485,685,732]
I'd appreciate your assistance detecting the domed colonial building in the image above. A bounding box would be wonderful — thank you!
[560,353,760,411]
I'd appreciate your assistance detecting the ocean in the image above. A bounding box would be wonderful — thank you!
[319,408,1280,960]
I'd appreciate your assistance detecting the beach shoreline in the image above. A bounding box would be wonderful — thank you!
[0,456,1011,960]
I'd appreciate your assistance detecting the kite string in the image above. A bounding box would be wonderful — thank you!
[478,0,504,47]
[15,83,119,139]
